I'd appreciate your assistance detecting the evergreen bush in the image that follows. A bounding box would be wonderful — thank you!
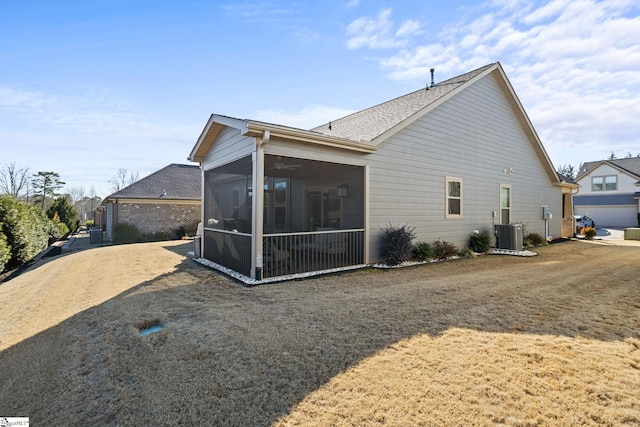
[458,247,475,259]
[469,231,491,253]
[0,195,56,270]
[51,212,70,237]
[524,232,547,247]
[380,224,416,266]
[0,224,10,273]
[47,197,79,235]
[412,241,433,261]
[112,222,144,245]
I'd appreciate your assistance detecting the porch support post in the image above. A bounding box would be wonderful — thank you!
[251,130,269,280]
[199,163,205,257]
[364,164,370,264]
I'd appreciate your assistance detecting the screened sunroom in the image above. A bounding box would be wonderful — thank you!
[201,153,366,280]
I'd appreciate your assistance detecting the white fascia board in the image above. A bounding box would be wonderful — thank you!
[212,114,250,134]
[188,114,250,163]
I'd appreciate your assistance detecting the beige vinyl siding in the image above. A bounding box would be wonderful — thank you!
[202,127,254,171]
[367,72,561,261]
[264,137,367,166]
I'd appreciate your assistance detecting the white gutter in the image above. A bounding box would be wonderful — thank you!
[245,122,377,154]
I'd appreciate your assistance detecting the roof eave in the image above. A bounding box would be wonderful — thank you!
[554,181,579,189]
[189,116,377,162]
[104,196,200,204]
[576,160,640,181]
[245,121,378,154]
[188,115,249,163]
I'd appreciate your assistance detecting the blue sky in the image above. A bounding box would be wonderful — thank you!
[2,0,639,198]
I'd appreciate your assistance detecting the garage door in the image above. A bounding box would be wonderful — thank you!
[575,206,638,228]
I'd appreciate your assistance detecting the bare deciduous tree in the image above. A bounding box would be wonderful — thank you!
[68,186,86,204]
[0,162,30,198]
[110,168,139,192]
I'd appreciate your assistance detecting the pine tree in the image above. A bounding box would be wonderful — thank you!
[31,171,65,209]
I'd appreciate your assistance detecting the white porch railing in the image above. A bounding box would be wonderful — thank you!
[262,229,365,279]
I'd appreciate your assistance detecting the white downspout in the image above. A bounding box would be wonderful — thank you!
[251,130,269,279]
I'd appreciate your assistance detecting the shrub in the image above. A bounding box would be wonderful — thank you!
[47,197,79,235]
[583,226,597,240]
[380,224,416,266]
[173,221,200,239]
[0,225,10,273]
[412,241,433,261]
[432,240,458,259]
[51,212,70,238]
[0,195,55,270]
[469,231,491,253]
[112,222,144,245]
[524,232,547,247]
[458,247,475,259]
[144,231,174,242]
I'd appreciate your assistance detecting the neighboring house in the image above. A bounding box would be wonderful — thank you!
[102,164,201,240]
[574,158,640,227]
[188,62,577,283]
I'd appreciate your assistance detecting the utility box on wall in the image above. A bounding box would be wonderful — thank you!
[495,224,523,250]
[542,206,550,220]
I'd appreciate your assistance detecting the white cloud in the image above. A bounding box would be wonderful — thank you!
[0,86,191,140]
[346,8,421,50]
[396,20,422,38]
[253,105,356,129]
[345,0,640,165]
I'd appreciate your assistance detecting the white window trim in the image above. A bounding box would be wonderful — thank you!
[591,175,617,191]
[445,176,463,219]
[500,184,512,225]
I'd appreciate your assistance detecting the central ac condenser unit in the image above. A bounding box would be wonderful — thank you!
[494,224,523,250]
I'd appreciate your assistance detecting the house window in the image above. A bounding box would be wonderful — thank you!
[592,175,617,191]
[445,177,463,218]
[605,175,617,190]
[306,187,342,230]
[500,185,511,224]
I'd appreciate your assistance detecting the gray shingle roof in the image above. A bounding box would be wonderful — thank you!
[578,157,640,180]
[310,63,496,142]
[105,164,201,200]
[557,173,577,185]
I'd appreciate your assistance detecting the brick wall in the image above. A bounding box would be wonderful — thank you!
[116,202,201,236]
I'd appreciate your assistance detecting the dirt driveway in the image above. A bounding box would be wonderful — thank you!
[0,239,639,425]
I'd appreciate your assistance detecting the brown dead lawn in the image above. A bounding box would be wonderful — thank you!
[0,239,639,426]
